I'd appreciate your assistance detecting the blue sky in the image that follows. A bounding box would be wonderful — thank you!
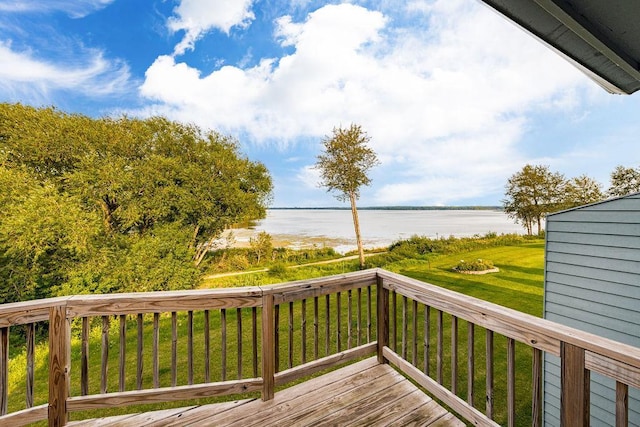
[2,0,639,207]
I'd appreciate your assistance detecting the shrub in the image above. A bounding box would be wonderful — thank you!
[268,263,287,277]
[453,258,495,272]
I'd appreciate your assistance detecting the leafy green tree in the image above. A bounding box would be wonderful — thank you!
[315,124,379,268]
[0,103,273,300]
[607,165,640,198]
[503,164,565,235]
[562,174,604,208]
[250,231,273,264]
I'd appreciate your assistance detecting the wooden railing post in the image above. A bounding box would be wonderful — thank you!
[49,304,70,427]
[376,274,389,364]
[560,342,590,427]
[262,292,275,400]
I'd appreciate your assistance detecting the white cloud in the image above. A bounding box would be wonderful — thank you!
[0,0,114,18]
[139,0,591,205]
[168,0,256,55]
[0,41,130,100]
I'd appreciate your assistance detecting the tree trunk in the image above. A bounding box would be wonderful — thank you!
[349,192,365,269]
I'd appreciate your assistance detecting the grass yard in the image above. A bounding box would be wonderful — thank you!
[6,238,546,425]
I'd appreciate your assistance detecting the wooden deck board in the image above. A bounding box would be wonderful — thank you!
[69,358,462,427]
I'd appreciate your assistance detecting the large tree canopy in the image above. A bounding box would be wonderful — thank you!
[503,165,604,235]
[0,103,272,301]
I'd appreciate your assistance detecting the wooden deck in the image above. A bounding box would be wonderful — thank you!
[68,358,463,427]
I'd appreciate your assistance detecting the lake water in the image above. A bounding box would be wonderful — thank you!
[232,209,524,253]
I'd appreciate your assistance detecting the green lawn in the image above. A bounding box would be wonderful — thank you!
[6,239,546,425]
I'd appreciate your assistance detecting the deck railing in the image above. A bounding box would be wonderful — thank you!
[0,269,639,426]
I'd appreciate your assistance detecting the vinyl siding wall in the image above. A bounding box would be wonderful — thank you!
[543,193,640,426]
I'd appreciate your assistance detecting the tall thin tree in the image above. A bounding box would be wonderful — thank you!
[315,124,379,269]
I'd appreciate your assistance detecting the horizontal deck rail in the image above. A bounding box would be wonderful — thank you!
[0,269,638,426]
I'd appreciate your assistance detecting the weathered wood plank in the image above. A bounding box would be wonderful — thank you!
[274,343,377,386]
[301,298,307,364]
[532,347,542,427]
[560,342,589,427]
[0,327,8,415]
[152,313,159,388]
[66,379,262,411]
[267,271,377,305]
[451,315,458,394]
[261,294,274,401]
[384,347,499,427]
[101,316,109,394]
[171,312,177,387]
[66,288,262,317]
[81,318,89,396]
[119,314,126,392]
[0,404,48,427]
[357,389,433,426]
[616,381,628,427]
[26,323,34,408]
[251,307,258,378]
[377,275,389,364]
[221,308,227,380]
[158,399,255,426]
[0,296,70,328]
[204,357,382,427]
[49,305,70,427]
[237,307,243,379]
[384,399,450,427]
[507,337,515,427]
[204,310,210,383]
[188,310,193,385]
[467,322,475,406]
[486,329,494,419]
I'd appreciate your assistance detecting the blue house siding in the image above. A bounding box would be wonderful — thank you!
[543,193,640,426]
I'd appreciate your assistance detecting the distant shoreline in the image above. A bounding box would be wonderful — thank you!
[268,206,501,211]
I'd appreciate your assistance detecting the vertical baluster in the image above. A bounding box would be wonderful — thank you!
[412,300,418,366]
[26,323,35,407]
[301,299,307,364]
[274,305,279,373]
[252,307,258,378]
[188,311,193,385]
[336,292,342,352]
[137,313,144,390]
[357,287,362,347]
[119,314,126,392]
[377,275,389,365]
[347,290,352,349]
[392,291,397,352]
[486,329,494,419]
[237,308,243,379]
[437,310,443,385]
[451,315,458,394]
[204,310,210,383]
[616,381,628,427]
[507,338,515,427]
[101,316,109,394]
[532,347,542,427]
[171,312,177,387]
[424,305,430,375]
[153,313,159,388]
[402,296,408,359]
[262,294,275,401]
[288,302,293,369]
[0,327,8,415]
[467,322,475,406]
[325,295,330,356]
[314,296,319,359]
[221,308,227,380]
[81,318,89,396]
[367,285,372,343]
[560,342,589,426]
